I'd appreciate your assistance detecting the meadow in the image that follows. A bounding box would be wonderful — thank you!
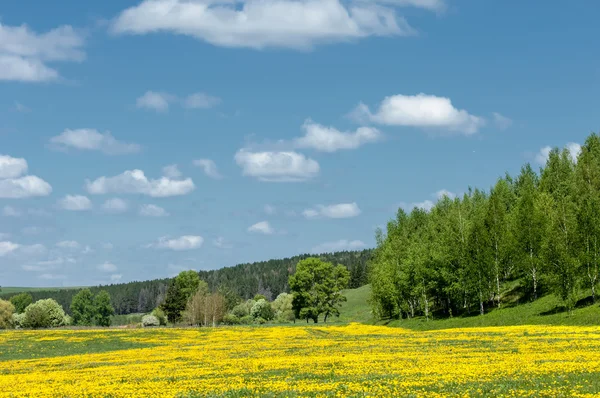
[1,323,600,397]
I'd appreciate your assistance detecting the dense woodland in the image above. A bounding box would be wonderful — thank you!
[370,133,600,320]
[1,250,371,315]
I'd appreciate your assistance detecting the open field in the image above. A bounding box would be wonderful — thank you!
[2,324,600,397]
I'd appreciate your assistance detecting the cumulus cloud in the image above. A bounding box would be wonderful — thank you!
[0,22,85,82]
[85,169,195,197]
[111,0,418,50]
[2,205,21,217]
[183,93,222,109]
[148,235,204,250]
[235,150,319,182]
[102,198,129,213]
[352,93,484,134]
[372,0,445,11]
[193,159,222,179]
[136,91,221,112]
[247,221,274,235]
[303,202,361,219]
[98,262,118,272]
[56,240,80,249]
[0,241,20,256]
[435,189,456,200]
[59,195,92,211]
[139,204,169,217]
[492,112,512,130]
[162,164,182,178]
[535,142,582,165]
[49,129,141,155]
[0,155,52,198]
[293,120,381,152]
[311,239,366,253]
[136,91,173,112]
[213,236,233,249]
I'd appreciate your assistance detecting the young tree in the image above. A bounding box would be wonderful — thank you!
[9,293,33,314]
[70,289,96,326]
[162,271,205,323]
[289,257,350,323]
[467,189,493,315]
[94,290,115,327]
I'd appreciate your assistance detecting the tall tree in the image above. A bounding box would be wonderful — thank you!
[94,290,115,327]
[71,289,96,326]
[162,271,206,323]
[9,292,33,314]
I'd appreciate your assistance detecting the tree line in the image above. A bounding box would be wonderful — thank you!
[1,250,370,316]
[370,133,600,320]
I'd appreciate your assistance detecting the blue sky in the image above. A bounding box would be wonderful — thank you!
[1,0,599,287]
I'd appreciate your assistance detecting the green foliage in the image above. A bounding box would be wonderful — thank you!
[222,313,240,325]
[272,293,294,322]
[161,271,205,324]
[250,299,274,321]
[70,289,96,326]
[231,299,255,318]
[289,257,350,323]
[370,132,600,321]
[151,307,167,325]
[0,299,15,329]
[253,294,267,302]
[9,293,33,314]
[23,299,68,329]
[11,312,25,329]
[141,315,160,327]
[94,290,115,326]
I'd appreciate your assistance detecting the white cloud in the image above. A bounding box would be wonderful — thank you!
[149,235,204,250]
[136,91,173,112]
[264,204,276,215]
[59,195,92,211]
[235,150,319,182]
[110,274,122,282]
[98,262,118,272]
[248,221,274,235]
[2,205,21,217]
[111,0,417,51]
[293,120,381,152]
[0,241,20,256]
[352,93,484,134]
[49,129,141,155]
[56,240,80,249]
[0,155,52,198]
[567,142,582,163]
[21,226,47,236]
[102,198,129,213]
[0,155,28,178]
[193,159,222,179]
[86,169,195,197]
[303,202,361,219]
[371,0,445,12]
[139,204,169,217]
[311,239,366,253]
[162,164,182,178]
[0,23,85,82]
[535,143,581,165]
[183,93,221,109]
[492,112,512,130]
[213,236,233,249]
[435,189,456,200]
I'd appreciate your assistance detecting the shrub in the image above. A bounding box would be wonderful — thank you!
[250,299,274,321]
[23,299,68,329]
[11,313,25,329]
[142,315,160,327]
[9,293,33,314]
[222,313,240,325]
[272,293,295,322]
[0,299,15,329]
[239,315,253,325]
[151,308,167,326]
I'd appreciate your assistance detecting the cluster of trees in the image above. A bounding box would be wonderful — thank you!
[370,133,600,320]
[0,250,370,318]
[0,290,115,329]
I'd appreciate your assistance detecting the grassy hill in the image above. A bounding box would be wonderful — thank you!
[0,286,84,294]
[337,284,600,330]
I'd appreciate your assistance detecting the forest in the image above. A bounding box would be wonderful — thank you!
[0,250,371,315]
[369,133,600,320]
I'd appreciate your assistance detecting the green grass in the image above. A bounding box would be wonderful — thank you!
[336,283,600,330]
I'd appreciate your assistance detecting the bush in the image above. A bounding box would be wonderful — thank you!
[142,315,160,327]
[0,299,15,329]
[151,308,167,326]
[23,299,68,329]
[231,299,255,318]
[9,293,33,314]
[272,293,295,322]
[222,313,240,325]
[11,313,25,329]
[250,299,274,321]
[239,315,253,325]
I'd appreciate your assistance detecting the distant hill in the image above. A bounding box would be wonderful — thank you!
[0,249,372,315]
